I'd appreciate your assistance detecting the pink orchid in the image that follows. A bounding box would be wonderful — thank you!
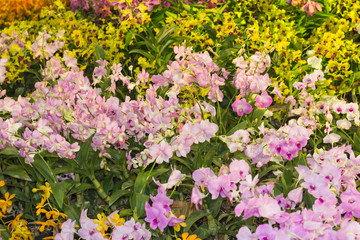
[255,91,273,108]
[192,119,218,143]
[55,219,76,240]
[301,0,322,16]
[149,140,173,164]
[191,186,206,210]
[232,99,252,116]
[287,188,303,204]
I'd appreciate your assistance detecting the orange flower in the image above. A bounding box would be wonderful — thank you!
[34,220,57,232]
[35,197,47,215]
[110,213,126,227]
[46,210,67,220]
[32,182,53,199]
[0,192,15,213]
[177,233,201,240]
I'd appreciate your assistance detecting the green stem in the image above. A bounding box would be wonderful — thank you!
[217,102,223,134]
[90,175,110,204]
[140,161,156,194]
[169,185,177,198]
[237,115,243,125]
[75,174,83,206]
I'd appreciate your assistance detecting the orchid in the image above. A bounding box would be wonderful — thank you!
[1,0,360,239]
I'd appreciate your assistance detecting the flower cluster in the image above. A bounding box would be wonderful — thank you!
[29,30,65,60]
[1,0,360,239]
[31,183,67,236]
[0,181,31,239]
[235,144,360,239]
[55,209,151,240]
[0,0,66,26]
[0,58,7,84]
[70,0,160,18]
[0,30,29,84]
[287,0,322,16]
[191,159,251,208]
[145,187,184,232]
[152,44,226,103]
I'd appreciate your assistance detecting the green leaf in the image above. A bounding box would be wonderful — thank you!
[193,224,214,239]
[68,183,94,195]
[203,145,216,167]
[164,11,177,18]
[281,169,293,195]
[150,168,169,179]
[335,130,353,144]
[203,24,217,40]
[212,158,223,167]
[63,204,81,222]
[118,209,133,217]
[134,172,148,194]
[102,174,114,193]
[106,148,122,162]
[164,51,173,64]
[259,164,281,179]
[172,156,193,171]
[157,26,176,45]
[32,154,57,183]
[194,145,203,169]
[206,195,223,217]
[223,35,237,48]
[250,109,266,123]
[218,2,228,13]
[3,165,32,181]
[109,189,132,206]
[0,225,11,240]
[129,49,155,61]
[353,132,360,153]
[226,121,247,136]
[50,180,73,209]
[17,157,39,181]
[158,39,175,57]
[0,147,20,156]
[151,8,167,25]
[15,87,25,97]
[94,44,106,61]
[125,32,133,47]
[76,136,93,174]
[121,180,134,190]
[131,32,157,53]
[106,149,128,178]
[134,168,169,194]
[53,166,84,175]
[181,1,191,11]
[130,192,149,218]
[303,189,315,208]
[9,188,30,202]
[184,210,210,232]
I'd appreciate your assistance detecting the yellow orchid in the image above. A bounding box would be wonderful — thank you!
[0,192,15,213]
[94,212,109,233]
[34,220,57,232]
[174,215,187,232]
[110,213,126,227]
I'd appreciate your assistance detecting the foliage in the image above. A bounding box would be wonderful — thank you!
[0,0,360,239]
